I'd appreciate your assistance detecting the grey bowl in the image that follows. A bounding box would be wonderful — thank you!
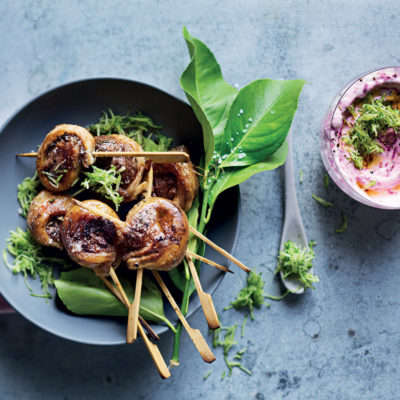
[0,78,241,345]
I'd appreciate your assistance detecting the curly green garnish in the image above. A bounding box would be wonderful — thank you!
[76,165,125,210]
[87,109,172,152]
[344,95,400,169]
[17,173,40,217]
[324,173,330,188]
[224,270,267,320]
[212,324,252,377]
[335,213,348,233]
[276,240,319,290]
[3,228,71,299]
[312,194,334,208]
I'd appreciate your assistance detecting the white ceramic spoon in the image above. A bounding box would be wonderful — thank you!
[279,131,313,294]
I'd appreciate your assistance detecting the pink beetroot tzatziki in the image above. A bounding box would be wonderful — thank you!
[320,67,400,209]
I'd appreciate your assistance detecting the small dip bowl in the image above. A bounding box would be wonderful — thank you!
[320,67,400,209]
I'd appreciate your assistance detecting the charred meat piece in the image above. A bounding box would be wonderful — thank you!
[94,135,146,202]
[119,197,189,271]
[27,190,74,250]
[150,146,199,211]
[61,200,120,276]
[37,124,95,192]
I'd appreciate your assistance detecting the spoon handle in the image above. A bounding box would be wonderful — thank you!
[281,132,308,248]
[284,132,299,218]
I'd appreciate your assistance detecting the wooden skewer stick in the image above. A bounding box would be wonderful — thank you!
[186,254,220,330]
[109,267,129,304]
[126,164,153,343]
[146,165,154,200]
[109,268,170,379]
[127,268,143,344]
[152,270,215,363]
[189,226,251,273]
[186,250,233,274]
[137,322,171,379]
[71,199,125,227]
[99,274,159,341]
[99,274,128,307]
[16,151,189,163]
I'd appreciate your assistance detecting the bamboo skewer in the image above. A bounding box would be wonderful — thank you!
[16,151,190,163]
[99,274,159,341]
[186,254,220,330]
[127,165,153,343]
[137,323,171,379]
[186,250,233,274]
[189,226,251,273]
[151,270,215,363]
[108,268,170,379]
[71,199,125,226]
[127,263,143,343]
[99,275,127,306]
[146,164,154,200]
[109,267,129,304]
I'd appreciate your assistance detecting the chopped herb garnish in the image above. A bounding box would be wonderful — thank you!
[79,165,125,210]
[42,161,68,189]
[203,370,212,380]
[42,170,65,188]
[87,109,173,152]
[17,173,40,217]
[212,323,251,377]
[335,213,348,233]
[276,240,319,290]
[312,193,334,208]
[233,348,247,360]
[299,170,303,183]
[344,94,400,169]
[241,315,247,338]
[224,270,267,320]
[324,173,330,188]
[365,180,377,188]
[265,291,290,301]
[3,228,71,299]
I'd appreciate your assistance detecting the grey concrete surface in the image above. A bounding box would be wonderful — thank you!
[1,1,400,399]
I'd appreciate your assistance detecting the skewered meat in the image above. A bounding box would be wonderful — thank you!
[94,135,146,202]
[119,197,189,271]
[61,200,120,276]
[37,124,95,192]
[27,190,74,250]
[150,146,199,211]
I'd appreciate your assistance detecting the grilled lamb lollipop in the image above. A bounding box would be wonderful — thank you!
[118,197,214,362]
[150,146,199,211]
[94,135,146,202]
[36,124,95,192]
[27,190,74,250]
[119,197,189,271]
[61,199,120,276]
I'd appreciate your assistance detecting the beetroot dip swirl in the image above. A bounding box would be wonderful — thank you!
[323,67,400,208]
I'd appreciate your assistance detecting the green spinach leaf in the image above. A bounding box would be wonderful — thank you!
[208,141,288,206]
[180,27,237,165]
[54,269,174,330]
[173,29,305,364]
[219,79,305,167]
[168,195,200,294]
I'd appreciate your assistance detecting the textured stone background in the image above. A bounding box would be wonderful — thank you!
[1,1,400,399]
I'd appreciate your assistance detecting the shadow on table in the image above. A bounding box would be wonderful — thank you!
[0,314,177,399]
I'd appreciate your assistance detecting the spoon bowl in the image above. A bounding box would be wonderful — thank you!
[279,131,314,294]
